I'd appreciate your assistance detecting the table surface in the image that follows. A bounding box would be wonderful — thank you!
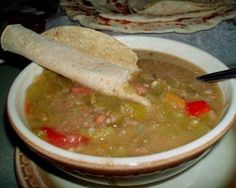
[0,9,236,188]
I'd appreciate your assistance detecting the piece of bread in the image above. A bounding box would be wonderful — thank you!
[1,24,150,106]
[43,26,138,72]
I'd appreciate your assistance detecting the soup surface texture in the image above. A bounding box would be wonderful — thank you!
[25,50,223,157]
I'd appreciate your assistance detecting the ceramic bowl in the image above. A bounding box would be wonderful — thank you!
[7,36,236,186]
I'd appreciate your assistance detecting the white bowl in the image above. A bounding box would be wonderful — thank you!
[7,36,236,186]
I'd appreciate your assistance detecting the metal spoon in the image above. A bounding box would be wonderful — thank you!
[196,68,236,82]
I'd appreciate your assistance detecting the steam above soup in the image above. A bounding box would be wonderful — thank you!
[25,50,223,157]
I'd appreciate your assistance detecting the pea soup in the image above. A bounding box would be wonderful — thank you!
[25,50,223,157]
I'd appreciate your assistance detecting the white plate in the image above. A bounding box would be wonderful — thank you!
[15,125,236,188]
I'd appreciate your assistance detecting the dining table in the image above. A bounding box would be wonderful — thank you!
[0,5,236,188]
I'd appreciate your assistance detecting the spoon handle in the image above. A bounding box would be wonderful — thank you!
[196,68,236,82]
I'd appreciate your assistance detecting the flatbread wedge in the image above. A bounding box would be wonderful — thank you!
[99,4,226,22]
[128,0,222,16]
[1,24,150,106]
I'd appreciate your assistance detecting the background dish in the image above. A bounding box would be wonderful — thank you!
[60,0,236,33]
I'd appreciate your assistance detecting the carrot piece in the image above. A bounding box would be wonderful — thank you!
[71,86,92,95]
[185,100,211,116]
[165,92,186,109]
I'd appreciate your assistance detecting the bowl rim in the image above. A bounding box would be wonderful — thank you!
[7,36,236,173]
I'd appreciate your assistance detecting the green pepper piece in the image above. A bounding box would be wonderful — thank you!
[121,102,147,121]
[89,127,116,140]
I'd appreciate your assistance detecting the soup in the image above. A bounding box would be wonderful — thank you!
[25,50,223,157]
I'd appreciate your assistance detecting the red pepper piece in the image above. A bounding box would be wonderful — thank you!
[40,127,90,148]
[185,100,211,116]
[41,127,67,147]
